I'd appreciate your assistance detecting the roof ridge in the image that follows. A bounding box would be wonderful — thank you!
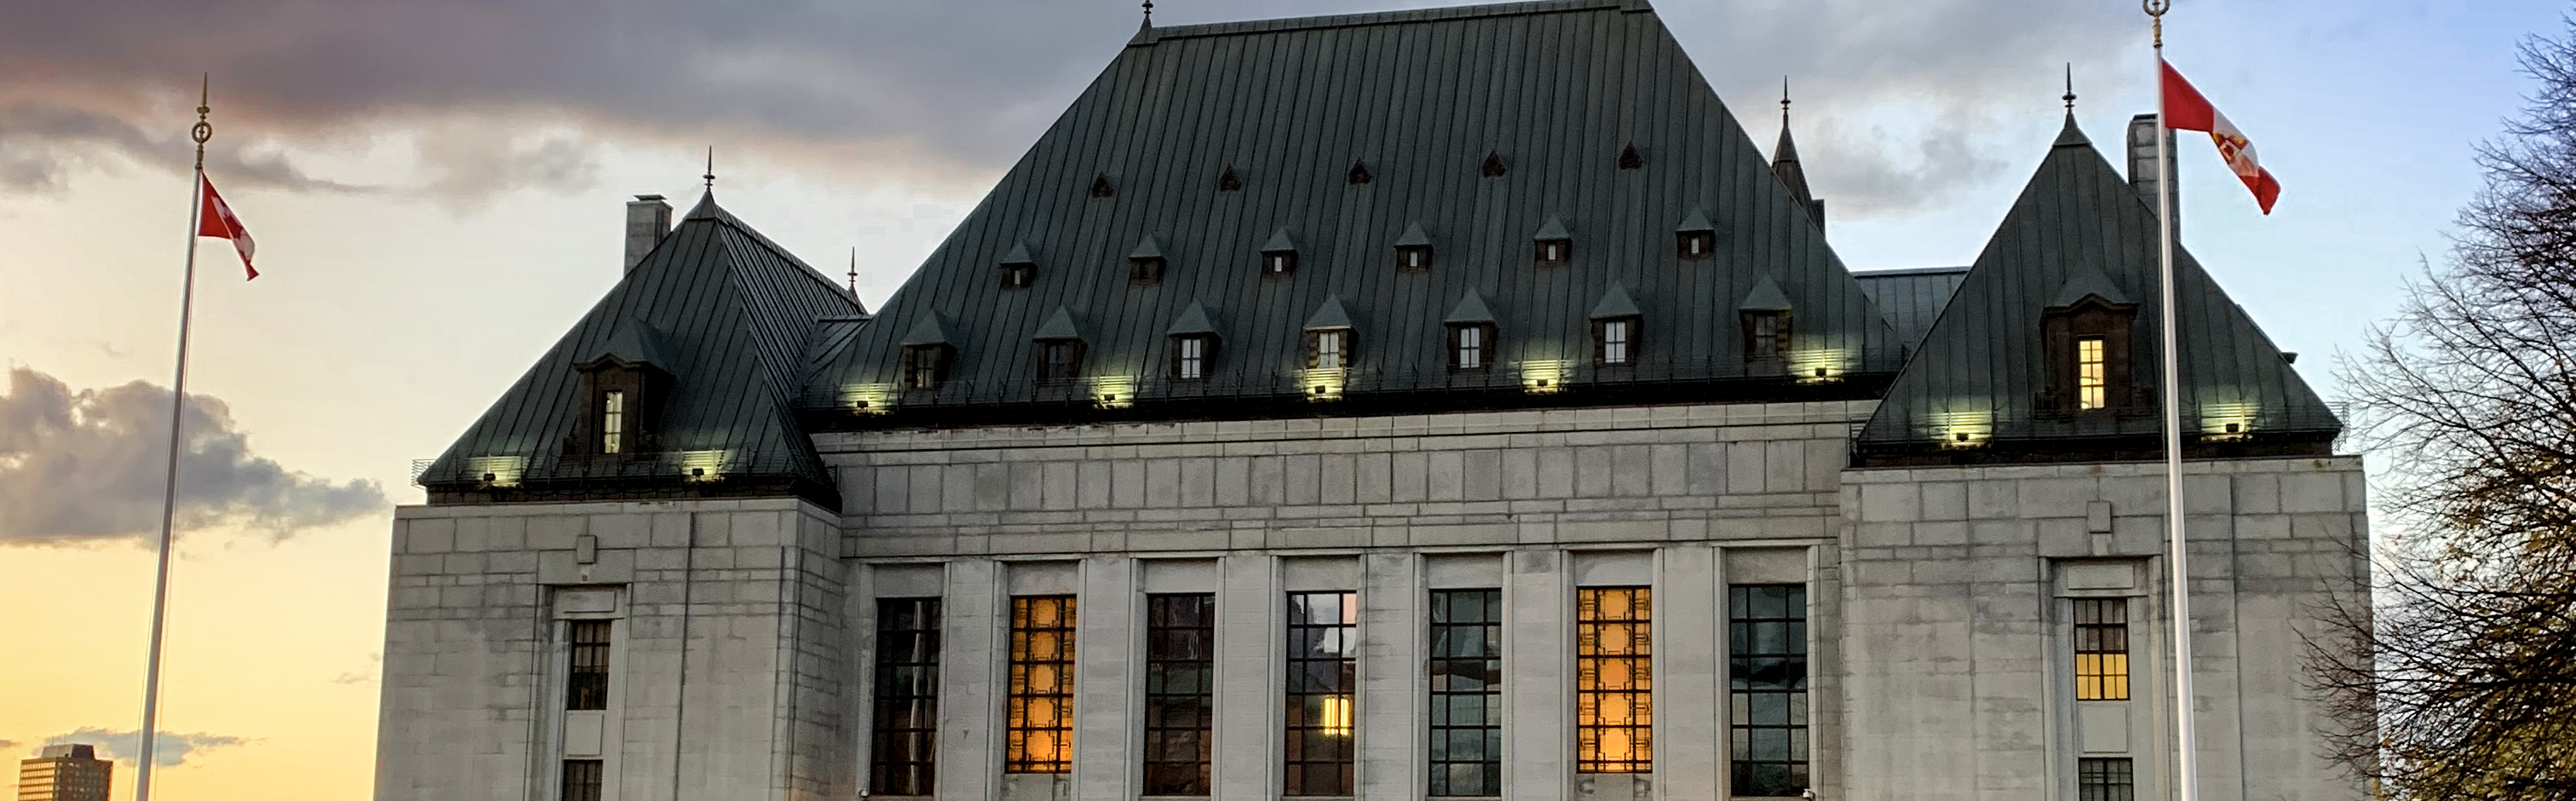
[687,193,868,313]
[1145,0,1630,42]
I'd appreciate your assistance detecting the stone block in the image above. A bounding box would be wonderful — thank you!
[1764,439,1808,492]
[2234,473,2282,514]
[2018,478,2095,517]
[1855,522,1912,548]
[1920,482,1967,521]
[1915,521,1969,546]
[1860,483,1921,522]
[1966,480,2020,519]
[2280,474,2346,513]
[406,518,457,554]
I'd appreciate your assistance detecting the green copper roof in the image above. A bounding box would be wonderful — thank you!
[1854,118,2338,458]
[1129,234,1167,261]
[1305,294,1354,331]
[1590,281,1641,319]
[1739,275,1791,311]
[1394,222,1434,248]
[1446,288,1500,324]
[811,0,1901,411]
[420,192,860,500]
[1167,300,1219,335]
[1033,306,1088,340]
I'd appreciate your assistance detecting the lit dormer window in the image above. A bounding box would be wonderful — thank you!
[600,390,625,453]
[1308,329,1349,370]
[1533,215,1572,267]
[2043,268,2140,414]
[1399,245,1431,271]
[1678,231,1714,259]
[901,343,952,390]
[1262,228,1299,277]
[1172,334,1216,380]
[1447,323,1494,371]
[1036,339,1084,385]
[1596,317,1639,366]
[2078,337,2107,411]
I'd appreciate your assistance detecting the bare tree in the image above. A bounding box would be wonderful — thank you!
[2315,14,2576,800]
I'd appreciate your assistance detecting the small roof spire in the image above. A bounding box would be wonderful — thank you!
[2062,63,2077,112]
[847,247,859,297]
[1141,0,1153,28]
[703,146,716,189]
[1781,75,1791,127]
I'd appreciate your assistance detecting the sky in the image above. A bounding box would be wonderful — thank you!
[0,0,2562,797]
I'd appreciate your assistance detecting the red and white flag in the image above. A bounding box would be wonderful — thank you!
[2160,59,2280,215]
[198,175,257,279]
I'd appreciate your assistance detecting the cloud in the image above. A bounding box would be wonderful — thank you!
[42,728,255,767]
[0,739,16,750]
[0,366,387,545]
[332,653,383,686]
[1,0,2136,216]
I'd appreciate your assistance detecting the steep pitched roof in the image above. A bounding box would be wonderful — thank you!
[1854,118,2337,460]
[812,0,1900,414]
[1445,288,1499,324]
[1854,266,1969,351]
[418,192,860,500]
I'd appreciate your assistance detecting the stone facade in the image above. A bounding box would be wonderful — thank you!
[374,400,2371,801]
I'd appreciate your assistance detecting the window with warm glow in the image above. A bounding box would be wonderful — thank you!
[2073,598,2130,700]
[1143,594,1216,796]
[561,759,604,801]
[600,391,625,454]
[870,598,941,795]
[1284,591,1357,796]
[1597,318,1636,366]
[1310,330,1348,371]
[1005,596,1076,774]
[1729,584,1808,797]
[2079,757,2135,801]
[1427,589,1502,797]
[1577,587,1653,774]
[2077,337,2107,410]
[566,619,612,711]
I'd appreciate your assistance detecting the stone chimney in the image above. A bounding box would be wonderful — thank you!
[2127,114,2176,238]
[624,194,673,273]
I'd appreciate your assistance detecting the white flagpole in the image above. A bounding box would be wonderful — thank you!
[134,74,213,801]
[2144,3,2202,801]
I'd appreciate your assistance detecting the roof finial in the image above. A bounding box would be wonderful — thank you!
[847,247,860,296]
[1780,75,1791,126]
[1142,0,1153,26]
[703,146,716,189]
[2062,63,2077,112]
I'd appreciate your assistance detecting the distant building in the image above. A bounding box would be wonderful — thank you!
[377,2,2370,800]
[18,745,110,801]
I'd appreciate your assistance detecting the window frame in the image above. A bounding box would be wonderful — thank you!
[2077,337,2109,412]
[1595,316,1641,366]
[1283,591,1358,797]
[1307,329,1352,372]
[1446,323,1494,372]
[1000,262,1037,289]
[1728,583,1810,798]
[561,759,605,801]
[1130,256,1166,285]
[1575,586,1653,775]
[566,619,612,711]
[1535,238,1572,266]
[1741,310,1793,366]
[599,390,626,455]
[2073,598,2131,701]
[1033,339,1086,386]
[1170,334,1216,382]
[1004,596,1077,775]
[1263,250,1299,277]
[2078,757,2136,801]
[1677,230,1716,260]
[900,343,953,391]
[1427,588,1504,798]
[2042,297,2140,414]
[1397,245,1434,272]
[1142,594,1216,796]
[870,597,943,796]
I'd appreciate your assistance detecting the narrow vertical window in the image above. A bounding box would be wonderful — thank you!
[1428,589,1503,797]
[599,391,625,454]
[2073,598,2130,700]
[1285,591,1357,796]
[1743,311,1792,364]
[1729,584,1809,797]
[1310,330,1348,371]
[1536,239,1571,265]
[1265,251,1298,276]
[1577,587,1653,774]
[2077,337,2108,411]
[1448,324,1490,371]
[1143,594,1216,796]
[1006,596,1076,774]
[1678,231,1715,259]
[561,759,604,801]
[871,598,942,796]
[566,619,611,711]
[1399,245,1433,271]
[2079,758,2135,801]
[1174,335,1212,381]
[1596,318,1637,366]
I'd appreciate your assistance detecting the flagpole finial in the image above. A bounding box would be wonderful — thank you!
[2144,0,2168,48]
[2063,63,2077,112]
[704,147,716,189]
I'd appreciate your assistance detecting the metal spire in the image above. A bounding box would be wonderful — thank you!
[2063,63,2078,112]
[1780,75,1791,126]
[847,247,860,297]
[1142,0,1153,26]
[703,147,716,189]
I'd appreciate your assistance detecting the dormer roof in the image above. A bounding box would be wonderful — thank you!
[1445,289,1499,325]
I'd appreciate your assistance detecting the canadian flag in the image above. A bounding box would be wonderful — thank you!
[2160,59,2280,214]
[198,175,258,279]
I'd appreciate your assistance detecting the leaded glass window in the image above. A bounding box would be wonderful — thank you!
[2079,757,2135,801]
[1005,596,1075,774]
[566,619,611,711]
[1577,587,1653,774]
[871,598,941,795]
[2073,598,2130,700]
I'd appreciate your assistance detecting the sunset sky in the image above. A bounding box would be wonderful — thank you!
[1,0,2559,797]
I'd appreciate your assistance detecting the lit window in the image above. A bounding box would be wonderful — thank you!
[1285,591,1356,796]
[566,619,611,710]
[1309,330,1348,371]
[600,391,625,454]
[1428,589,1502,797]
[2073,598,2130,700]
[1265,251,1298,276]
[871,598,941,796]
[1577,587,1652,774]
[1536,239,1571,266]
[561,759,603,801]
[1001,262,1036,289]
[1173,335,1214,381]
[1597,318,1637,366]
[1449,324,1491,371]
[1006,596,1076,774]
[1036,340,1084,385]
[1729,584,1809,797]
[2079,758,2135,801]
[2078,337,2107,411]
[1143,594,1216,796]
[1678,230,1715,259]
[1399,245,1433,271]
[1744,311,1791,364]
[902,344,952,390]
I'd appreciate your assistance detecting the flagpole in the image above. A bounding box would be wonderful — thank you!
[2144,3,2202,801]
[134,74,212,801]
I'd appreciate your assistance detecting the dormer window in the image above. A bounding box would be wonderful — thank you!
[1536,239,1570,265]
[1171,334,1216,380]
[1035,339,1085,385]
[2042,269,2141,414]
[1399,245,1432,271]
[1595,317,1639,366]
[1131,256,1165,284]
[600,390,626,453]
[1308,329,1350,371]
[1265,251,1297,275]
[1447,323,1495,371]
[1678,230,1714,259]
[901,343,952,390]
[1001,262,1035,288]
[1743,310,1791,364]
[2078,337,2107,411]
